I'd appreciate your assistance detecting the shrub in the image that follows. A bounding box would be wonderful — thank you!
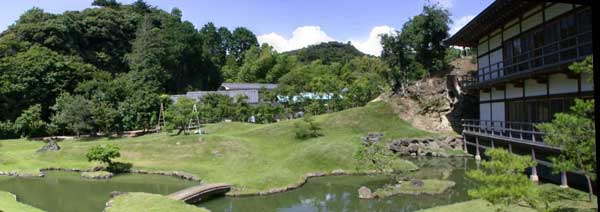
[86,144,121,166]
[106,162,132,173]
[294,115,322,139]
[14,104,47,138]
[0,121,18,139]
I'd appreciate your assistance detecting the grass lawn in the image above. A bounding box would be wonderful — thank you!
[0,102,430,194]
[0,191,45,212]
[105,192,209,212]
[419,184,598,212]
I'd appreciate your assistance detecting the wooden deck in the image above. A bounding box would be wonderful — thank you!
[168,183,231,203]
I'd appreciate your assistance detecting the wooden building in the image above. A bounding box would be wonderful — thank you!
[447,1,593,188]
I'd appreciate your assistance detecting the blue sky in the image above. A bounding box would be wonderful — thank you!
[0,0,493,55]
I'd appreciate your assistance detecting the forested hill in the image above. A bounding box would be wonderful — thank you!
[283,41,365,64]
[0,0,259,122]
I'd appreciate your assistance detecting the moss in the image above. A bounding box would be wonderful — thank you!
[105,192,209,212]
[373,179,455,198]
[0,191,45,212]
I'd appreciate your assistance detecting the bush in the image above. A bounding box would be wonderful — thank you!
[107,162,132,173]
[86,144,121,165]
[294,115,322,139]
[0,121,18,139]
[14,104,47,138]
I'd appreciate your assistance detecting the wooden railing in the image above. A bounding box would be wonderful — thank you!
[463,30,592,87]
[461,119,545,143]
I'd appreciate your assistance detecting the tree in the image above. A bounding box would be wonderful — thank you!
[86,144,121,165]
[92,0,121,8]
[537,57,595,201]
[294,115,322,139]
[14,104,47,138]
[231,27,258,64]
[165,96,196,135]
[466,148,540,211]
[51,94,95,137]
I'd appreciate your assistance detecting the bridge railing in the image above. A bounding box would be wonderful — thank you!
[461,119,546,143]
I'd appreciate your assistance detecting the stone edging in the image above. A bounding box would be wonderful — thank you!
[226,169,386,197]
[103,191,128,212]
[0,167,201,182]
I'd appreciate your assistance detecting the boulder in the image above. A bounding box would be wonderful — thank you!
[410,179,424,188]
[358,186,374,199]
[36,141,60,153]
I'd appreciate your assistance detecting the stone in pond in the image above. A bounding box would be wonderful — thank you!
[410,179,424,188]
[36,141,60,153]
[358,186,374,199]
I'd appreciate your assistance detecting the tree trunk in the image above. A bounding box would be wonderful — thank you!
[585,174,593,201]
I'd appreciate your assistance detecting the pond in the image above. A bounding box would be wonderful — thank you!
[0,157,478,212]
[0,172,199,212]
[200,157,479,212]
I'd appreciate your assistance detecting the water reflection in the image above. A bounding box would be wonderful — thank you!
[201,157,479,212]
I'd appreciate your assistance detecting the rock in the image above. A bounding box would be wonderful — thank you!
[358,186,374,199]
[109,191,127,198]
[410,179,424,188]
[36,141,60,153]
[362,132,384,145]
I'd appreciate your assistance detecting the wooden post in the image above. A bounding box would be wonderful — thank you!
[491,139,495,148]
[508,142,512,153]
[560,172,569,188]
[462,132,468,154]
[475,137,481,161]
[530,148,539,182]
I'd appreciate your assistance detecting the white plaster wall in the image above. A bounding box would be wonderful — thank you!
[478,41,489,56]
[522,12,543,31]
[524,79,547,97]
[548,73,578,94]
[480,90,490,101]
[506,83,523,99]
[581,72,593,91]
[545,3,573,20]
[489,34,502,50]
[491,102,505,122]
[478,55,490,81]
[491,87,504,100]
[480,103,491,121]
[503,24,520,41]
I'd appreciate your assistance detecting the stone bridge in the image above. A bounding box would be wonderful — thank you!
[168,183,231,203]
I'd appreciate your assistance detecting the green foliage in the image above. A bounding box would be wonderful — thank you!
[86,144,121,165]
[380,4,450,93]
[294,115,322,139]
[165,96,196,134]
[284,41,365,64]
[537,58,595,201]
[354,141,415,179]
[51,94,95,136]
[0,121,18,139]
[230,27,259,64]
[14,104,47,138]
[466,148,540,211]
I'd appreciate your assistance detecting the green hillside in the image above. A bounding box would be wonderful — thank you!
[284,41,366,64]
[0,101,428,194]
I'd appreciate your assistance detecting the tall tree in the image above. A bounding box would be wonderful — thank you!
[231,27,258,64]
[537,57,595,201]
[51,94,95,137]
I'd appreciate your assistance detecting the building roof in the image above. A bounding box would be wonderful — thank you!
[220,83,278,91]
[171,90,260,104]
[446,0,539,47]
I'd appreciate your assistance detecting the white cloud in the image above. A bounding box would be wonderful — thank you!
[257,26,334,53]
[450,15,475,35]
[258,25,394,56]
[350,25,395,56]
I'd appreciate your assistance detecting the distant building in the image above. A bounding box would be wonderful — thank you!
[276,92,341,103]
[170,90,259,105]
[219,83,278,91]
[447,1,592,188]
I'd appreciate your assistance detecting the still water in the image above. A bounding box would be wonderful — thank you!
[0,157,478,212]
[200,157,478,212]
